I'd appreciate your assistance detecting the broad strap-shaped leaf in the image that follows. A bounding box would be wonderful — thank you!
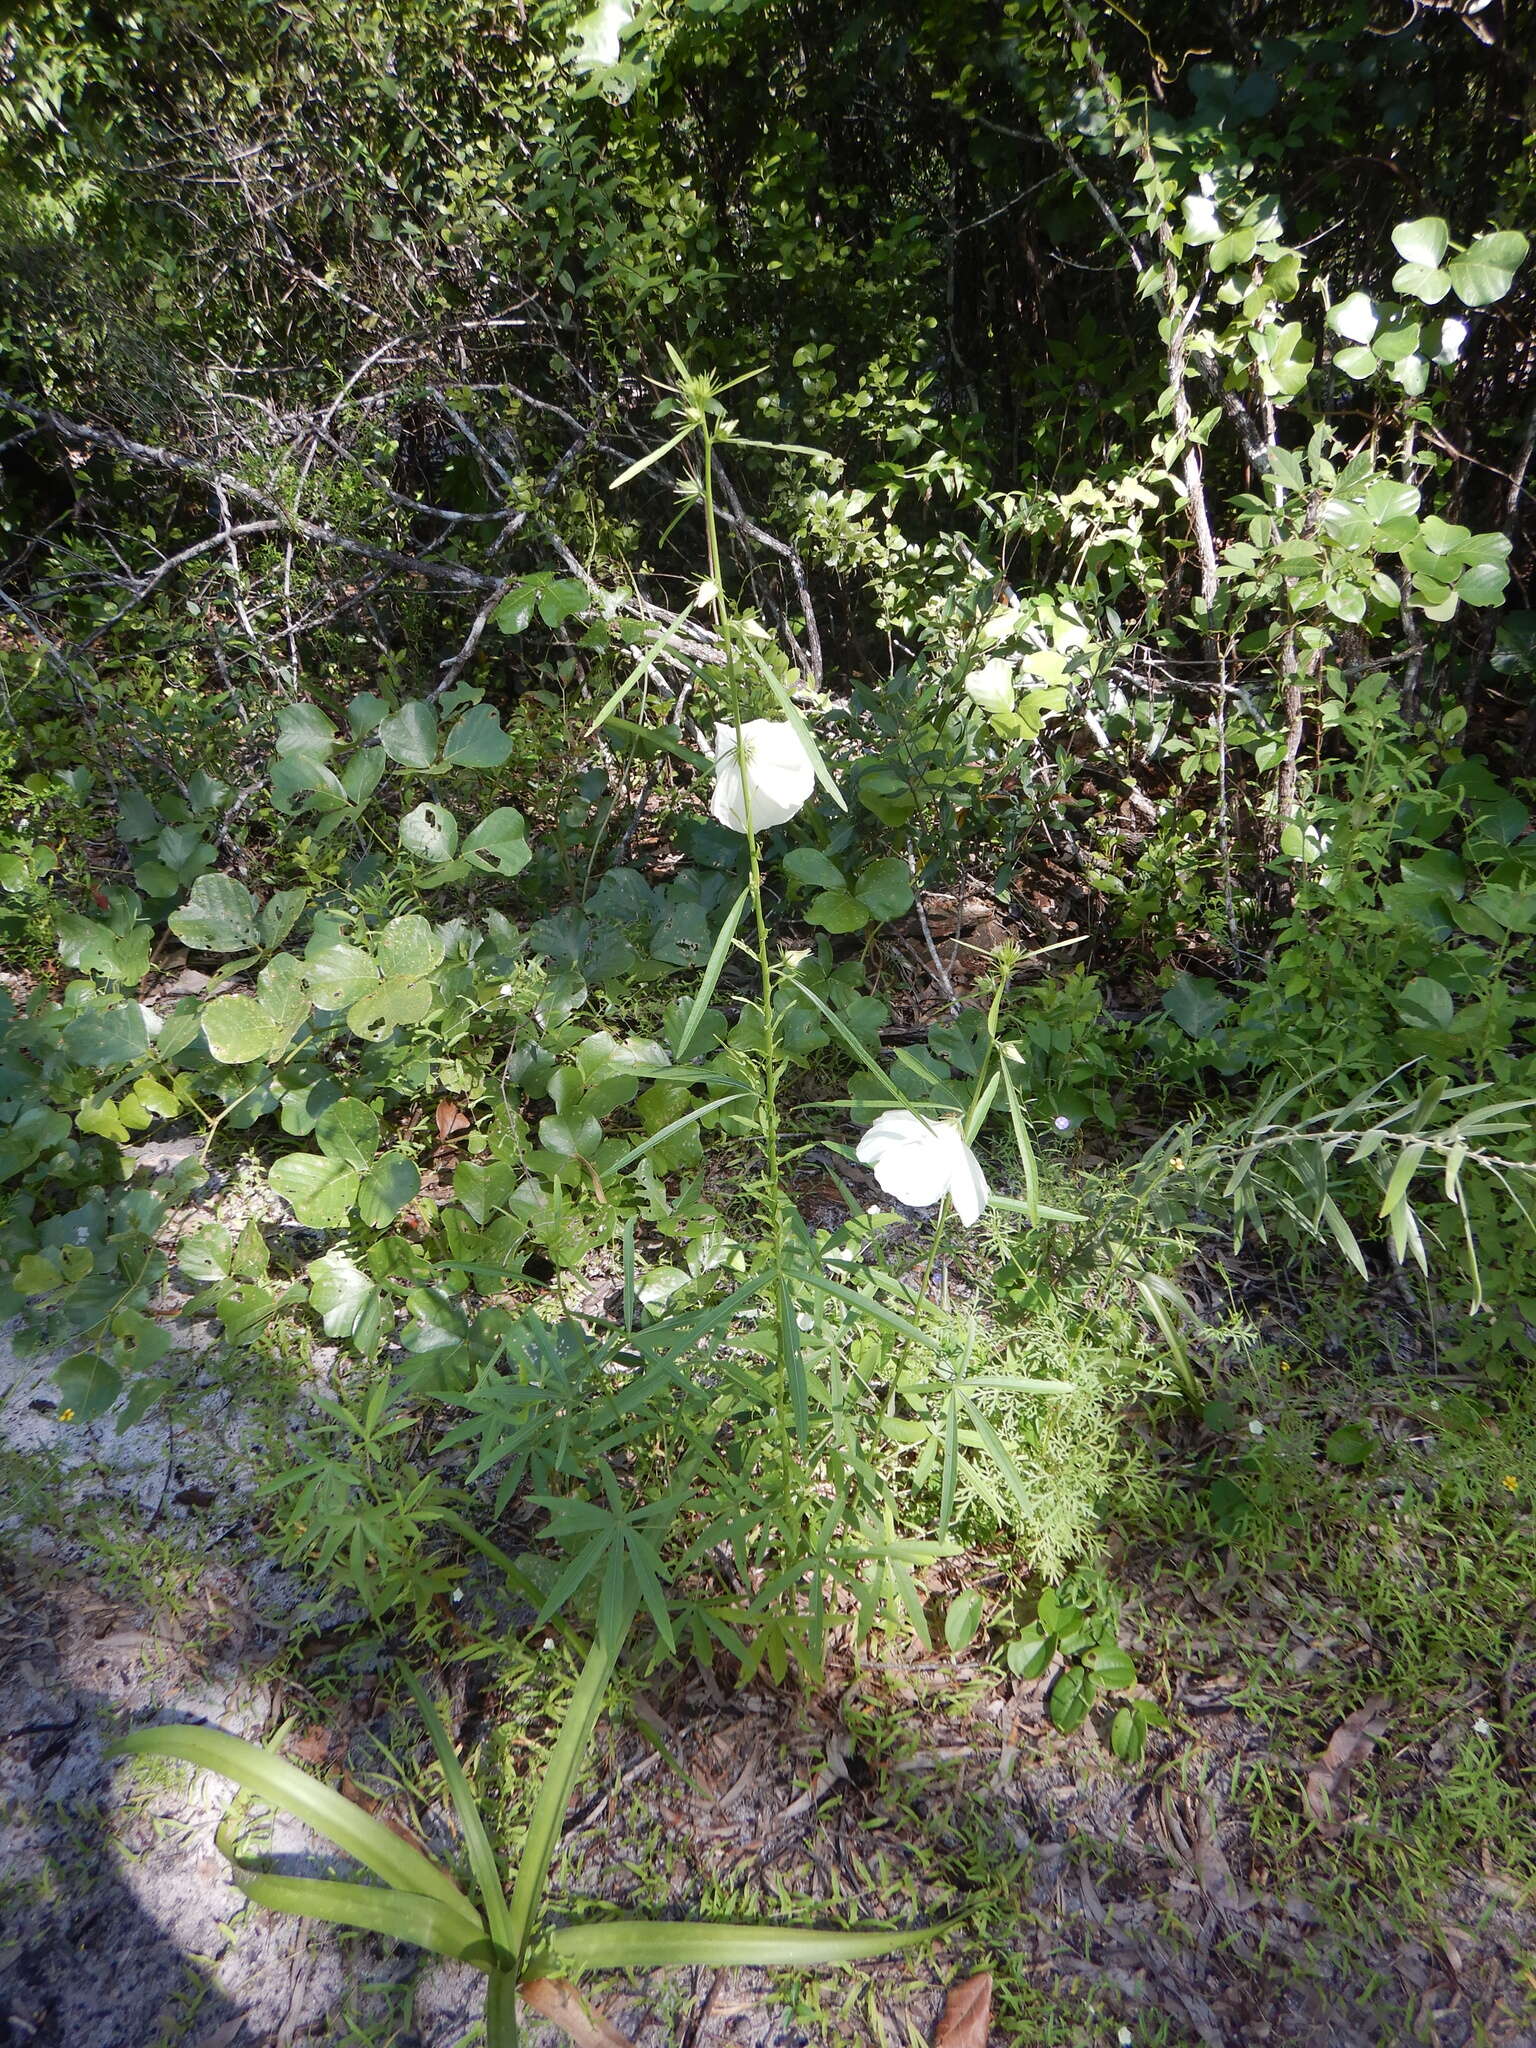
[231,1871,493,1967]
[110,1724,471,1909]
[544,1915,957,1969]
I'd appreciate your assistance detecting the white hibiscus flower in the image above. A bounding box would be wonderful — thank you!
[856,1109,990,1226]
[711,718,816,834]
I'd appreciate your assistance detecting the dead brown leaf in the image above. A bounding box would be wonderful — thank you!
[435,1098,471,1141]
[934,1971,992,2047]
[1305,1697,1390,1836]
[519,1978,638,2048]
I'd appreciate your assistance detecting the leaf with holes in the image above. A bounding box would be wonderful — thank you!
[463,808,532,877]
[169,875,260,954]
[400,803,460,862]
[303,941,378,1012]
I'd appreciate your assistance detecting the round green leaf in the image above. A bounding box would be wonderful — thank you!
[1391,354,1429,398]
[1391,263,1450,306]
[1332,344,1379,381]
[1457,561,1510,607]
[1447,231,1529,308]
[1083,1645,1137,1689]
[1390,215,1449,269]
[806,888,870,934]
[1324,1421,1372,1467]
[944,1590,984,1653]
[1047,1665,1095,1734]
[377,915,445,981]
[494,580,541,634]
[1318,499,1374,549]
[1328,292,1380,345]
[1182,193,1221,246]
[302,942,378,1011]
[1362,479,1420,525]
[442,703,514,769]
[313,1096,382,1170]
[1370,319,1421,364]
[1162,972,1229,1039]
[782,847,846,892]
[168,874,260,953]
[855,857,914,922]
[539,1110,603,1159]
[63,1002,153,1071]
[269,1153,361,1227]
[1396,977,1454,1031]
[55,1352,122,1423]
[1006,1631,1055,1681]
[1111,1706,1146,1763]
[378,701,440,767]
[356,1151,421,1228]
[202,994,280,1065]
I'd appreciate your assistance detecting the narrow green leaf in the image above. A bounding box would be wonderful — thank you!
[608,423,696,491]
[777,1272,809,1445]
[1319,1196,1370,1280]
[606,1091,752,1174]
[400,1669,514,1964]
[506,1595,637,1968]
[586,602,700,733]
[787,1262,941,1353]
[674,887,750,1059]
[997,1052,1040,1226]
[1378,1140,1428,1221]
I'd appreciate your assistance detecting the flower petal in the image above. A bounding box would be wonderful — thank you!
[710,719,815,834]
[710,725,750,831]
[856,1109,989,1224]
[943,1130,990,1226]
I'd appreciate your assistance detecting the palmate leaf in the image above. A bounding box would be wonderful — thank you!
[109,1725,471,1908]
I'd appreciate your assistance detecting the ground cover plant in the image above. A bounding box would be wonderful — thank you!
[3,1,1536,2042]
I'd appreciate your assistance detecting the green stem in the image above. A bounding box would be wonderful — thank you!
[485,1968,520,2048]
[698,419,793,1483]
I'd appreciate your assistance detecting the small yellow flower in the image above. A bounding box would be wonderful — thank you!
[59,1408,75,1422]
[1503,1475,1519,1493]
[1169,1156,1184,1172]
[1280,1362,1293,1373]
